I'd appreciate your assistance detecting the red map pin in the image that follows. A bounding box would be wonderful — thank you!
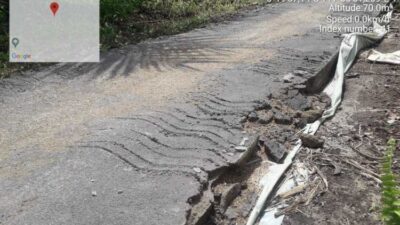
[50,2,59,16]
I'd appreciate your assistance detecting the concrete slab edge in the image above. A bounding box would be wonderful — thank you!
[186,135,260,224]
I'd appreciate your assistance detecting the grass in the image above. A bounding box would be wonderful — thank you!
[0,0,10,78]
[100,0,144,48]
[100,0,270,49]
[0,0,271,78]
[381,138,400,225]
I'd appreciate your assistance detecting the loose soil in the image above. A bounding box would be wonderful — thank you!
[283,11,400,225]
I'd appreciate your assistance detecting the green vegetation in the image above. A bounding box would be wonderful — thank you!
[381,138,400,225]
[100,0,269,49]
[100,0,144,47]
[0,0,9,77]
[0,0,270,78]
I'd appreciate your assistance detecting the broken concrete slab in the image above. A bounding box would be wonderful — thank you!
[188,198,214,225]
[263,140,287,163]
[234,136,260,167]
[300,109,324,123]
[286,93,312,111]
[273,111,293,125]
[220,183,242,212]
[254,101,272,111]
[258,111,274,124]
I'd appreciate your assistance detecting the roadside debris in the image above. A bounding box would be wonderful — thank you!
[299,109,323,123]
[299,134,324,148]
[367,49,400,64]
[282,9,400,225]
[273,111,292,125]
[283,72,308,84]
[220,183,242,212]
[277,183,307,199]
[261,139,287,163]
[240,137,249,146]
[314,166,328,191]
[247,111,259,122]
[257,111,274,124]
[193,167,202,173]
[346,72,360,79]
[250,6,396,225]
[283,73,295,83]
[190,6,398,225]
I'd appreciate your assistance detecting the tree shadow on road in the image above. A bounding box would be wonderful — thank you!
[47,32,248,80]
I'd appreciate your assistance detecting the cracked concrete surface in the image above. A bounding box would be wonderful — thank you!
[0,2,378,225]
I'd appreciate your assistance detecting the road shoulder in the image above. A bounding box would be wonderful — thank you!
[283,10,400,225]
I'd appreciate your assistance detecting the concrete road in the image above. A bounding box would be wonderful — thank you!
[0,2,377,225]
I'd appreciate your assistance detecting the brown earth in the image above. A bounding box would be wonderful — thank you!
[283,11,400,225]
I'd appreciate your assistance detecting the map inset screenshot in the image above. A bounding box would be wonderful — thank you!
[9,0,99,62]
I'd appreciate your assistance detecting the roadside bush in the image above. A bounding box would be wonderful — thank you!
[381,138,400,225]
[100,0,144,48]
[100,0,266,47]
[101,0,143,23]
[0,0,8,62]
